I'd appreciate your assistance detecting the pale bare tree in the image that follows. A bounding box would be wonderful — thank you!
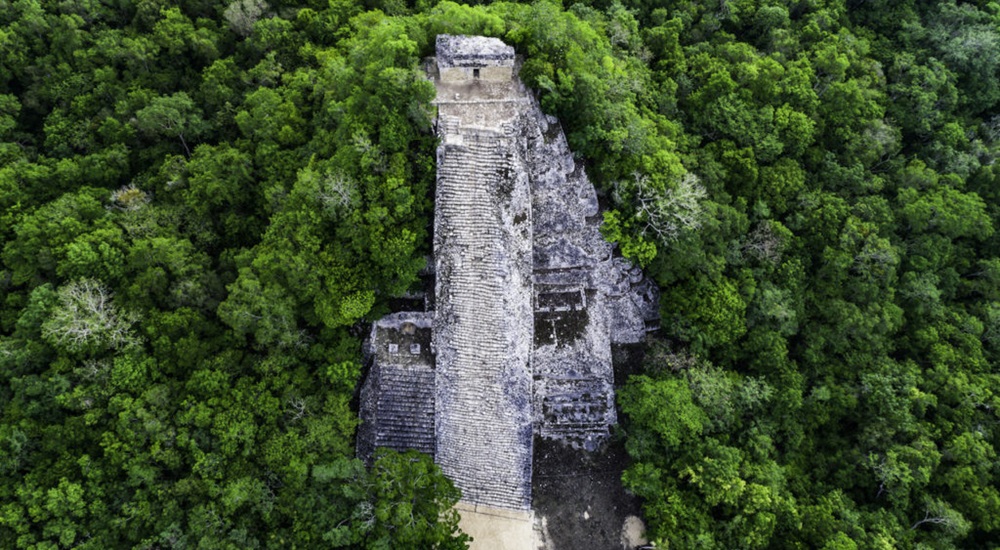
[743,222,785,264]
[645,340,700,372]
[910,499,970,535]
[318,171,358,213]
[42,279,139,353]
[867,453,895,499]
[110,184,151,211]
[624,172,707,244]
[80,358,111,381]
[351,131,386,172]
[224,0,269,37]
[863,119,902,169]
[286,397,309,422]
[351,131,375,155]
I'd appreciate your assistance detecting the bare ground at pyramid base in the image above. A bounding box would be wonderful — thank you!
[532,437,644,550]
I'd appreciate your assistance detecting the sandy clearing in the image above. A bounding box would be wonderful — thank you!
[456,502,538,549]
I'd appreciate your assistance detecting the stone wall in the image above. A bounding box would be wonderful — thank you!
[439,65,513,83]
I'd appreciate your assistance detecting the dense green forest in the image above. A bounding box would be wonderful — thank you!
[1,0,999,548]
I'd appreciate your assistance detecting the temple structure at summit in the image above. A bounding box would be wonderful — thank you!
[357,35,659,514]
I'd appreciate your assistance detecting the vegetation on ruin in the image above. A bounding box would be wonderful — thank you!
[1,0,999,548]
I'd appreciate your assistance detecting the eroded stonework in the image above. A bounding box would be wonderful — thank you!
[358,35,658,511]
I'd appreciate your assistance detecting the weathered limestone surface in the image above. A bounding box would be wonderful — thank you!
[525,104,617,450]
[357,312,436,460]
[433,106,534,510]
[437,34,515,83]
[357,35,660,515]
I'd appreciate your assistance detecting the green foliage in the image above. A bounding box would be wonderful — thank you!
[605,0,1000,547]
[134,92,207,155]
[3,0,1000,548]
[0,3,465,548]
[621,351,792,549]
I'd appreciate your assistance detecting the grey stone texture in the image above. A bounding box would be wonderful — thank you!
[436,34,515,68]
[357,36,659,511]
[437,34,515,83]
[357,312,436,461]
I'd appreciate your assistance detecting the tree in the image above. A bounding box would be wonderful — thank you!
[622,171,708,245]
[926,1,1000,112]
[0,94,19,139]
[2,187,111,286]
[663,273,748,352]
[224,0,269,37]
[40,278,139,354]
[887,54,957,140]
[358,450,469,549]
[134,92,206,155]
